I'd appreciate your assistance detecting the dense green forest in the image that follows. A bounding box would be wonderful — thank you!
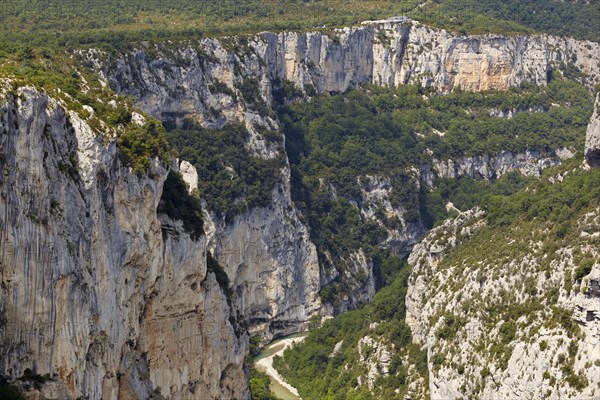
[167,124,285,220]
[275,156,600,399]
[414,0,599,41]
[271,77,593,306]
[0,0,597,55]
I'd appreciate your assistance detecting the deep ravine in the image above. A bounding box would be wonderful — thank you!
[0,16,599,399]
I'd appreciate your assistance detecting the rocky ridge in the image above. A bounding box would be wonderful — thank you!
[431,148,573,180]
[91,20,600,132]
[82,19,599,339]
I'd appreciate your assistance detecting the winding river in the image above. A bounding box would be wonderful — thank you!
[253,333,307,400]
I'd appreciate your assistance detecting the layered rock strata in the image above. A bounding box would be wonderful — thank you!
[0,84,248,399]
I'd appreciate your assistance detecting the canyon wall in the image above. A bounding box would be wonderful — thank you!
[85,18,599,340]
[0,83,248,399]
[1,17,599,399]
[585,94,600,167]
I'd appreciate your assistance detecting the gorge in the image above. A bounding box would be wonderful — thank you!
[0,15,599,400]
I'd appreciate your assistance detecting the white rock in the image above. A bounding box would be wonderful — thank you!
[585,94,600,167]
[178,159,198,192]
[0,85,248,399]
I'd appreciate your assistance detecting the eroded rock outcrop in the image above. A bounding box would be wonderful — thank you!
[585,94,600,167]
[81,19,600,339]
[0,83,248,399]
[432,148,573,180]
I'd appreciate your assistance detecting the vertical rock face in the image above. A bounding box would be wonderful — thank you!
[206,176,322,340]
[92,20,600,128]
[585,94,600,167]
[0,84,247,399]
[82,19,600,341]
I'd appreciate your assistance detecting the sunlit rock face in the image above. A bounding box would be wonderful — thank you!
[0,84,248,399]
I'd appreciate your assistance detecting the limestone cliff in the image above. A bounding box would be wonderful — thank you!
[92,20,600,131]
[0,83,247,399]
[431,148,574,180]
[406,183,600,398]
[82,19,598,340]
[585,94,600,167]
[1,16,598,399]
[204,176,322,341]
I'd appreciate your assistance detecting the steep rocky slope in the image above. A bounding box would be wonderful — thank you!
[0,82,247,399]
[405,160,600,397]
[585,94,600,167]
[82,19,599,340]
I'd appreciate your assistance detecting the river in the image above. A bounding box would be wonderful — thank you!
[253,333,307,400]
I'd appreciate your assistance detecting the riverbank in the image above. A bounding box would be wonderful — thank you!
[254,334,307,399]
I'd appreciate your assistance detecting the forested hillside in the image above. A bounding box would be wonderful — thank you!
[0,0,597,55]
[280,78,592,306]
[275,156,600,399]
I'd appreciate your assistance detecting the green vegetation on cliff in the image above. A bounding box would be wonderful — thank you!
[117,121,171,174]
[158,170,204,240]
[249,364,279,400]
[422,171,534,228]
[274,254,429,399]
[279,77,592,306]
[167,124,285,220]
[0,376,25,400]
[0,52,173,175]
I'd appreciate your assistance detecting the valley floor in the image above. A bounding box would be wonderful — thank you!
[254,334,307,399]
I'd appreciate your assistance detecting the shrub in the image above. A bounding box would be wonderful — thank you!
[207,251,230,297]
[573,258,594,282]
[118,121,171,174]
[158,171,204,240]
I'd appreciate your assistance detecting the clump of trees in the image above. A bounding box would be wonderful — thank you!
[158,170,204,240]
[168,124,285,221]
[118,121,171,174]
